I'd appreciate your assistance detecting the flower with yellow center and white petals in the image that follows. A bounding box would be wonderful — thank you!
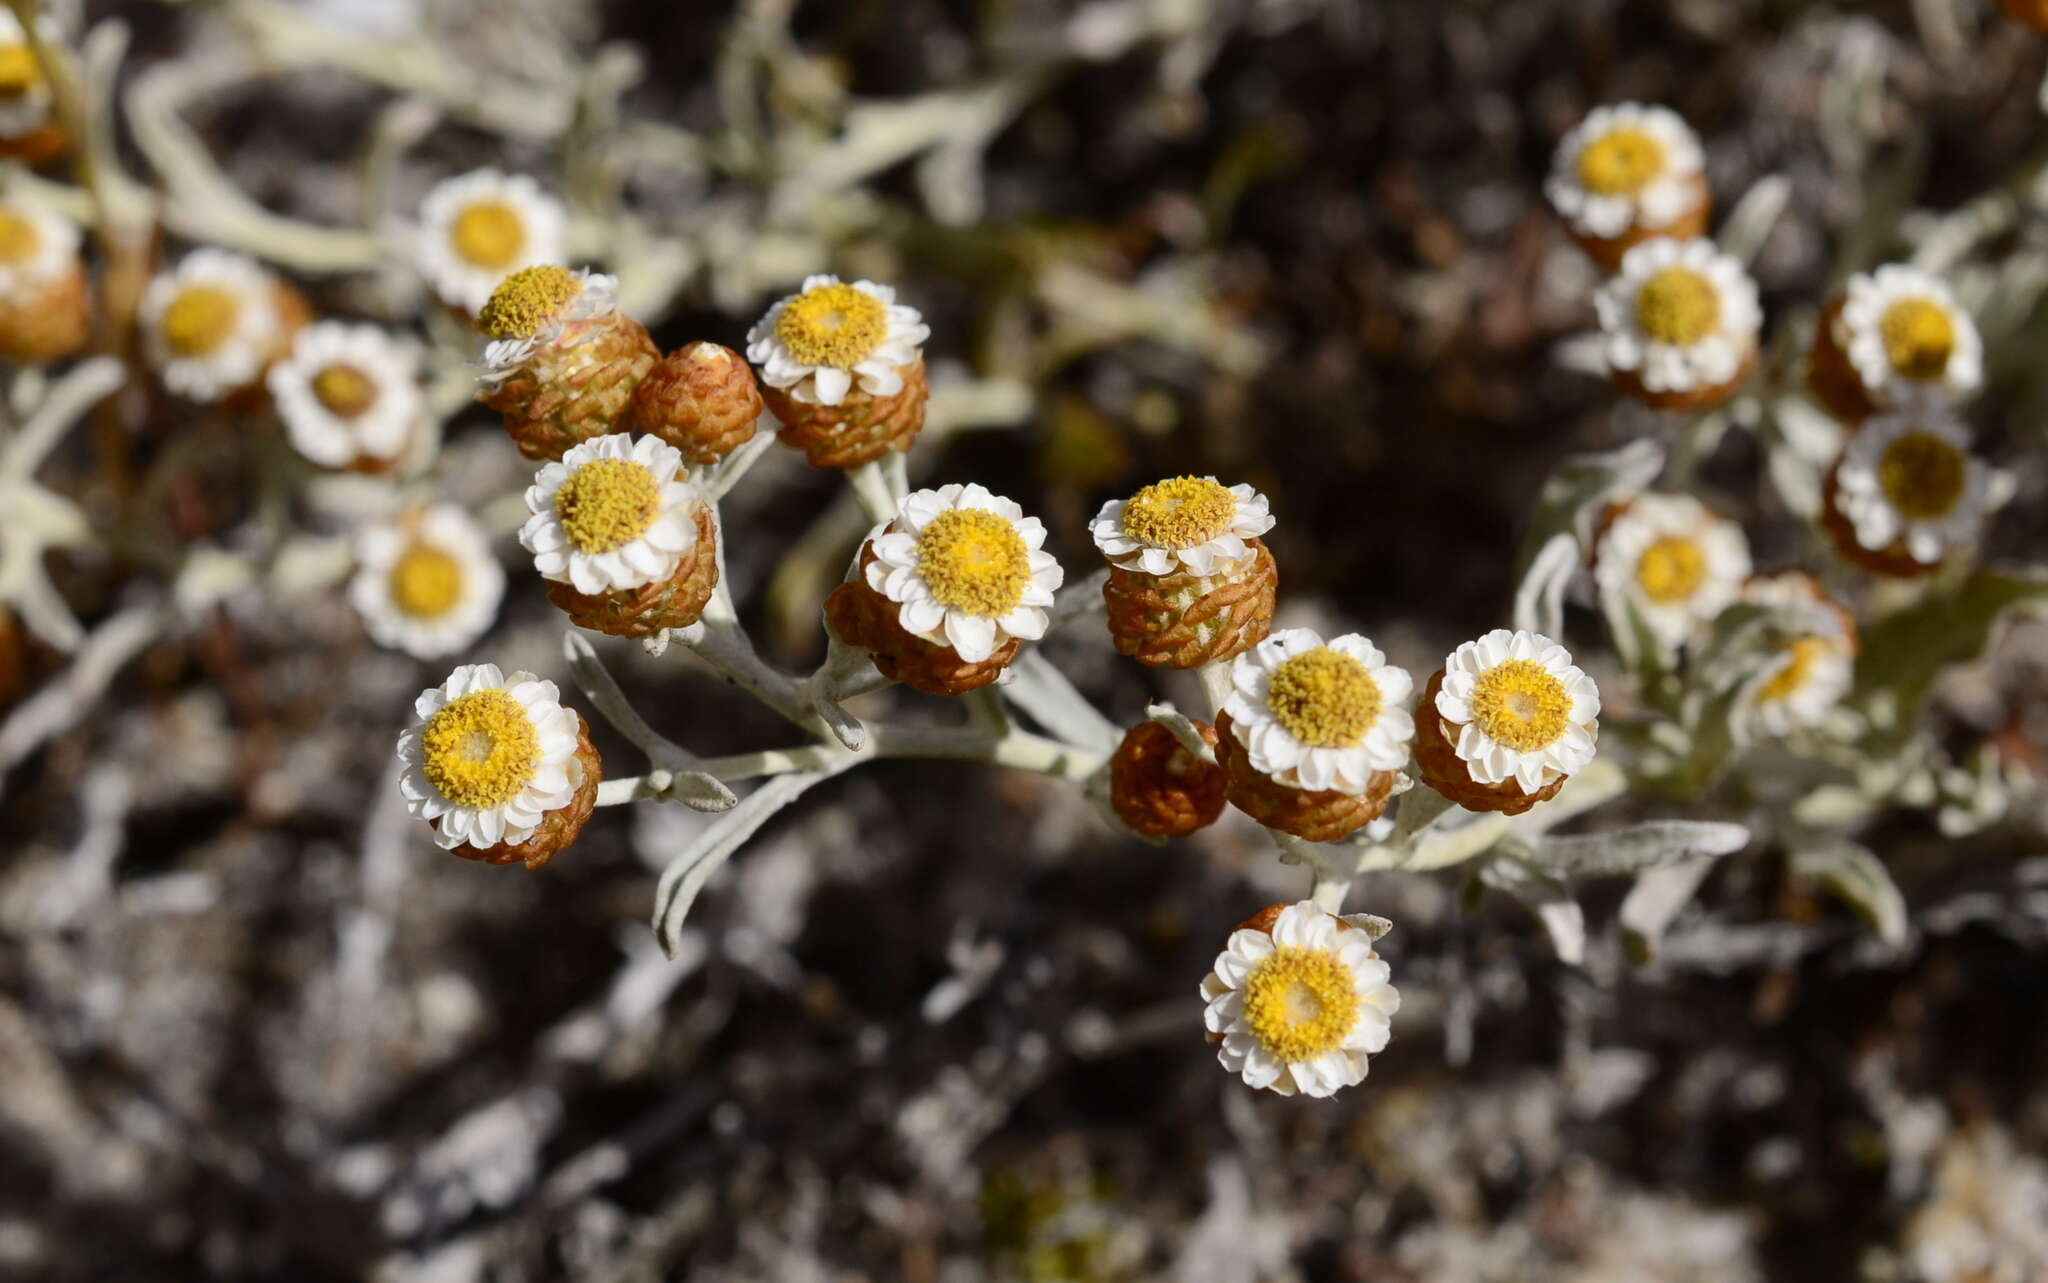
[1089,475,1274,576]
[1223,628,1414,795]
[139,249,286,402]
[1200,901,1400,1098]
[746,274,928,407]
[0,10,53,139]
[1834,410,1991,567]
[1596,238,1761,395]
[1742,634,1853,739]
[0,199,73,292]
[475,265,622,383]
[864,483,1062,664]
[520,433,702,596]
[350,504,504,660]
[413,169,566,315]
[397,663,583,851]
[1546,103,1705,240]
[1435,629,1600,795]
[1836,265,1981,410]
[1594,492,1751,650]
[269,322,426,469]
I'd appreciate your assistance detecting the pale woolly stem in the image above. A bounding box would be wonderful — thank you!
[1195,660,1234,718]
[845,458,899,526]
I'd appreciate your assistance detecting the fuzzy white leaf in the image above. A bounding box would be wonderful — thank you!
[1533,820,1750,877]
[1793,841,1908,947]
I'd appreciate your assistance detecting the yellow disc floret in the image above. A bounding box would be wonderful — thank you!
[1877,430,1967,521]
[1757,637,1833,704]
[1466,658,1573,752]
[477,265,579,340]
[1635,534,1706,605]
[554,458,661,554]
[1241,945,1363,1063]
[1635,266,1720,346]
[420,689,540,810]
[1576,126,1666,197]
[1266,647,1382,749]
[1120,476,1238,550]
[313,364,379,418]
[388,543,464,619]
[1879,297,1955,381]
[0,210,39,264]
[773,281,889,369]
[914,508,1031,618]
[449,200,527,270]
[0,43,43,96]
[160,285,242,358]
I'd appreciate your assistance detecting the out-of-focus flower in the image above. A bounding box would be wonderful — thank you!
[414,169,566,315]
[1546,103,1708,270]
[825,483,1060,695]
[1594,492,1752,650]
[747,275,930,468]
[1416,629,1599,814]
[350,504,504,659]
[396,663,598,868]
[626,341,764,465]
[1200,901,1400,1098]
[475,265,660,461]
[1596,238,1761,411]
[140,248,307,403]
[1098,476,1278,669]
[1809,265,1981,425]
[270,322,426,472]
[1107,720,1227,838]
[1823,409,1991,576]
[0,10,55,143]
[0,199,87,363]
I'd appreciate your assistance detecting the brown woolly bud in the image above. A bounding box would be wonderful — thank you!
[1999,0,2048,29]
[0,605,24,709]
[1612,344,1756,414]
[0,123,65,168]
[1412,669,1568,815]
[823,570,1019,697]
[628,341,764,465]
[546,506,720,637]
[1568,171,1710,273]
[1807,295,1878,427]
[0,260,87,363]
[1214,712,1396,842]
[1817,463,1942,579]
[1109,720,1227,838]
[1103,539,1276,670]
[438,712,602,870]
[766,353,927,469]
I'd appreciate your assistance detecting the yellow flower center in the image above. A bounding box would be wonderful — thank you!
[914,508,1032,619]
[420,689,540,810]
[1266,647,1382,749]
[160,284,242,358]
[773,281,889,369]
[0,210,39,263]
[1120,476,1238,549]
[449,199,527,270]
[1466,658,1573,752]
[477,264,579,339]
[1635,266,1720,345]
[1879,297,1955,381]
[312,363,378,418]
[1241,944,1362,1064]
[388,543,464,619]
[1877,431,1967,521]
[1576,125,1666,196]
[1757,637,1833,704]
[0,43,43,96]
[554,457,661,554]
[1635,534,1707,605]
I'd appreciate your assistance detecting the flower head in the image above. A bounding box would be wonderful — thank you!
[1546,104,1705,240]
[1223,628,1414,795]
[397,664,584,850]
[1201,901,1400,1098]
[863,483,1062,664]
[0,199,74,291]
[476,265,623,381]
[1090,475,1274,576]
[1434,629,1600,794]
[746,274,928,407]
[351,504,504,659]
[1835,265,1981,409]
[270,322,425,469]
[140,249,287,402]
[1743,634,1853,739]
[520,433,702,596]
[0,11,52,139]
[1595,492,1751,650]
[1833,410,1990,567]
[1596,238,1761,396]
[414,169,566,314]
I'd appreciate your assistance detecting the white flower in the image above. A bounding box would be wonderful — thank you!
[397,663,584,851]
[864,483,1062,664]
[0,200,75,292]
[1222,628,1414,795]
[1200,901,1400,1098]
[139,249,286,402]
[1834,410,1991,567]
[1835,265,1982,409]
[1089,475,1273,576]
[350,504,504,659]
[413,169,567,315]
[1546,103,1705,240]
[1741,635,1853,739]
[746,274,929,407]
[1594,492,1752,650]
[0,11,54,138]
[477,267,623,384]
[519,433,702,596]
[1435,629,1601,794]
[1596,238,1761,395]
[269,322,426,469]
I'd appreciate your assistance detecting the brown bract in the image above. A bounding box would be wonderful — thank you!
[1214,711,1395,842]
[1999,0,2048,30]
[1102,538,1277,670]
[765,353,927,470]
[628,341,764,465]
[546,506,721,637]
[0,261,88,364]
[1817,463,1944,580]
[1807,295,1879,427]
[1109,720,1227,838]
[483,312,661,462]
[0,122,66,167]
[1611,344,1756,413]
[435,712,601,871]
[1567,170,1710,272]
[1412,669,1568,816]
[823,545,1019,697]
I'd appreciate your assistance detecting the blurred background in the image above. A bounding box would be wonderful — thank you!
[3,1,2048,1279]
